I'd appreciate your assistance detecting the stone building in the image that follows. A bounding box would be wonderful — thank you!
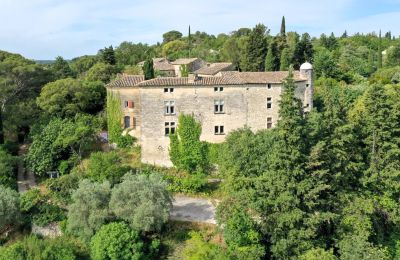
[106,62,313,167]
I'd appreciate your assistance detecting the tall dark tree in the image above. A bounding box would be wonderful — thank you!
[377,30,383,69]
[143,58,155,80]
[280,16,286,36]
[265,40,279,71]
[242,24,269,71]
[100,46,116,65]
[293,33,314,69]
[52,56,74,79]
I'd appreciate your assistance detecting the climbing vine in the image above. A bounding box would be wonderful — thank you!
[106,91,123,144]
[169,114,209,173]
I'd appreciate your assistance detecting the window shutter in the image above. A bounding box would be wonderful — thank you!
[128,100,134,108]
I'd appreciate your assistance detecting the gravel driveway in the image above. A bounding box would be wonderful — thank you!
[171,195,217,224]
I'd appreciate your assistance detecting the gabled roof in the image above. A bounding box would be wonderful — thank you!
[171,58,199,65]
[106,75,145,88]
[194,62,234,75]
[106,71,307,88]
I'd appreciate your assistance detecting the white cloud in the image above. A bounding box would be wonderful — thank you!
[0,0,398,59]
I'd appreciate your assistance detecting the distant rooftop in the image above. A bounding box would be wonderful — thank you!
[194,62,234,75]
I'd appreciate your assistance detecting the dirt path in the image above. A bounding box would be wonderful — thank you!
[170,195,217,224]
[17,144,36,193]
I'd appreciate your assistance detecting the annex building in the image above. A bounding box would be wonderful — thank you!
[106,62,313,167]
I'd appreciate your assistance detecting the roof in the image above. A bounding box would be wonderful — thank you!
[193,62,234,75]
[154,62,175,71]
[171,58,199,65]
[107,71,307,88]
[106,75,145,88]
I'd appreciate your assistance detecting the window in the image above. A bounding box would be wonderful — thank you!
[124,100,134,108]
[124,101,129,108]
[164,88,168,93]
[214,87,224,92]
[164,88,174,93]
[267,117,272,129]
[164,101,175,115]
[165,122,176,136]
[267,97,272,109]
[267,84,272,89]
[306,84,310,87]
[170,88,174,93]
[124,116,130,128]
[214,100,224,113]
[214,125,225,135]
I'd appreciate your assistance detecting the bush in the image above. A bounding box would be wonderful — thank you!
[110,173,172,232]
[20,188,66,226]
[90,222,145,260]
[165,172,208,193]
[0,149,18,190]
[116,134,136,149]
[45,173,81,205]
[0,185,20,231]
[182,231,228,260]
[86,151,131,184]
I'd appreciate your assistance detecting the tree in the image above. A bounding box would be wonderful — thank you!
[70,55,98,75]
[293,33,314,68]
[86,151,130,185]
[162,30,183,43]
[241,24,269,71]
[90,222,145,260]
[109,173,172,233]
[265,40,279,71]
[85,62,118,83]
[143,58,155,80]
[52,56,74,79]
[37,78,105,118]
[280,16,286,36]
[161,40,187,59]
[67,180,111,241]
[313,48,339,78]
[0,185,20,232]
[182,232,229,260]
[0,149,17,189]
[169,114,209,173]
[299,248,337,260]
[378,30,383,69]
[99,46,116,65]
[280,48,291,70]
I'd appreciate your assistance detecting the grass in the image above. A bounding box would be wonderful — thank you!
[159,220,221,259]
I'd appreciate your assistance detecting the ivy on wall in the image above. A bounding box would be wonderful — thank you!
[106,91,123,144]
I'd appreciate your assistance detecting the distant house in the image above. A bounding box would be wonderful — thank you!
[138,58,175,77]
[193,62,235,77]
[170,58,207,77]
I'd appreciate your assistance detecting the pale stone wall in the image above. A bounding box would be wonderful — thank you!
[139,81,309,166]
[108,87,142,143]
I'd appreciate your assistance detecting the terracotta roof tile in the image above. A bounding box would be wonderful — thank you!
[194,62,234,75]
[106,75,145,88]
[171,58,199,65]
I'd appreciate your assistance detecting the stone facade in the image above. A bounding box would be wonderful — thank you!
[107,63,313,167]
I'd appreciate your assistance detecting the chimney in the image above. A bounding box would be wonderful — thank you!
[188,73,198,83]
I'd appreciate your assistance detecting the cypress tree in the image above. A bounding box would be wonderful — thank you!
[280,48,291,70]
[377,30,383,69]
[280,16,286,36]
[265,41,279,71]
[143,58,154,80]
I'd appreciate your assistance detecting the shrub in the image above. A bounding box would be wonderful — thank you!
[0,149,17,190]
[182,231,228,260]
[45,173,81,205]
[110,173,172,232]
[165,172,208,193]
[90,222,145,260]
[86,151,130,184]
[0,185,20,231]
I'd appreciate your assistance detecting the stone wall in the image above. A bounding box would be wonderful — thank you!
[139,81,308,166]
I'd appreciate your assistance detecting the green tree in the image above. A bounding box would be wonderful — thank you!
[293,33,314,68]
[313,48,339,78]
[37,78,105,118]
[110,173,172,233]
[85,62,118,83]
[241,24,269,71]
[70,55,98,75]
[143,58,155,80]
[169,114,209,173]
[280,16,286,36]
[299,248,337,260]
[162,30,183,43]
[90,222,145,260]
[161,40,187,59]
[0,149,17,189]
[182,232,229,260]
[99,46,116,65]
[265,40,279,71]
[52,56,74,79]
[280,48,291,70]
[0,185,20,231]
[67,180,111,241]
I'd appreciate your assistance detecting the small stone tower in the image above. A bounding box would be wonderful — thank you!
[300,62,313,112]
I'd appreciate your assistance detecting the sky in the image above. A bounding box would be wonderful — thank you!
[1,0,400,60]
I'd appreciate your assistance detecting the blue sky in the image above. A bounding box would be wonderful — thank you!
[1,0,399,60]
